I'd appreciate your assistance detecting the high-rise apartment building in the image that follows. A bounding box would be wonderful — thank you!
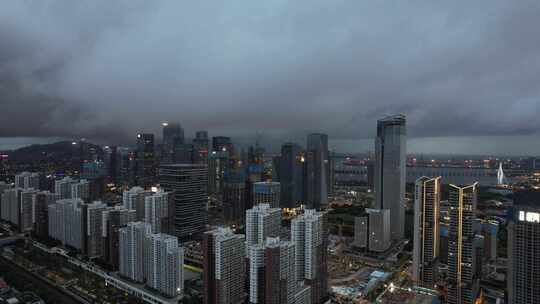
[119,221,152,283]
[71,179,90,202]
[447,183,480,304]
[246,203,281,248]
[123,186,150,220]
[48,199,85,251]
[203,228,246,304]
[145,233,184,297]
[508,191,540,304]
[33,191,58,240]
[249,237,296,304]
[252,181,280,208]
[54,177,77,199]
[0,188,21,225]
[20,189,38,232]
[86,201,108,258]
[102,206,137,269]
[305,134,329,210]
[144,190,175,234]
[279,143,305,209]
[291,209,328,304]
[412,176,441,287]
[374,114,406,241]
[159,164,208,241]
[223,181,246,226]
[15,172,40,189]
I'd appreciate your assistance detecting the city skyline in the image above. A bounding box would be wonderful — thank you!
[1,1,540,154]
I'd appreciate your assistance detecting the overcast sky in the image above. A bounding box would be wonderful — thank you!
[1,1,539,154]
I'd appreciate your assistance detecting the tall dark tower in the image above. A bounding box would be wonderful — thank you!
[305,133,329,210]
[135,133,155,187]
[374,114,406,241]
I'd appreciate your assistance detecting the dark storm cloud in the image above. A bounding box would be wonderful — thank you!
[1,0,540,144]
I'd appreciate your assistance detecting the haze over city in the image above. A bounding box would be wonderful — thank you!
[1,1,540,154]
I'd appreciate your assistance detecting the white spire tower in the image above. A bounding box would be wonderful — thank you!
[497,162,505,185]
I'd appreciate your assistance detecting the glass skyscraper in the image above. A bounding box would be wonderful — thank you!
[374,114,406,240]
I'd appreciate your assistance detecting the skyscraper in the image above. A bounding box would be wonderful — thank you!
[508,191,540,304]
[279,143,305,208]
[48,199,85,251]
[86,201,108,258]
[193,130,210,164]
[412,176,441,288]
[123,186,150,220]
[291,209,328,304]
[212,136,234,155]
[203,228,246,304]
[14,172,40,189]
[145,233,184,297]
[374,114,406,241]
[33,191,58,241]
[136,133,155,187]
[71,179,90,202]
[162,122,184,164]
[119,221,152,283]
[249,237,296,304]
[102,206,137,270]
[246,203,282,248]
[159,164,208,241]
[144,190,175,234]
[20,189,38,232]
[54,176,77,199]
[223,181,246,226]
[252,181,280,208]
[305,134,329,210]
[447,183,480,304]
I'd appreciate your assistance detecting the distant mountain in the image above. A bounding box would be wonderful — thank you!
[4,141,103,163]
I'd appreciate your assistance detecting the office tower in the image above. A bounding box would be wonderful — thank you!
[103,145,118,182]
[145,233,184,297]
[366,208,391,253]
[161,122,185,164]
[54,176,77,199]
[15,172,40,189]
[253,181,280,208]
[48,199,85,251]
[272,156,281,182]
[353,216,368,249]
[480,220,498,262]
[86,201,108,258]
[374,114,406,241]
[33,191,58,240]
[144,191,175,234]
[412,176,441,287]
[1,188,22,227]
[208,151,229,198]
[366,161,375,191]
[123,186,150,220]
[508,191,540,304]
[159,164,208,241]
[223,181,246,226]
[246,203,281,248]
[305,134,329,210]
[71,179,90,202]
[448,183,479,304]
[212,136,234,155]
[173,143,194,164]
[193,130,209,164]
[136,133,155,187]
[291,209,328,304]
[119,221,152,282]
[249,237,296,304]
[279,143,305,209]
[20,189,38,232]
[203,228,246,304]
[102,206,136,270]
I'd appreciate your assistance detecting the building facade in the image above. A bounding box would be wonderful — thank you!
[412,176,441,287]
[374,114,406,241]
